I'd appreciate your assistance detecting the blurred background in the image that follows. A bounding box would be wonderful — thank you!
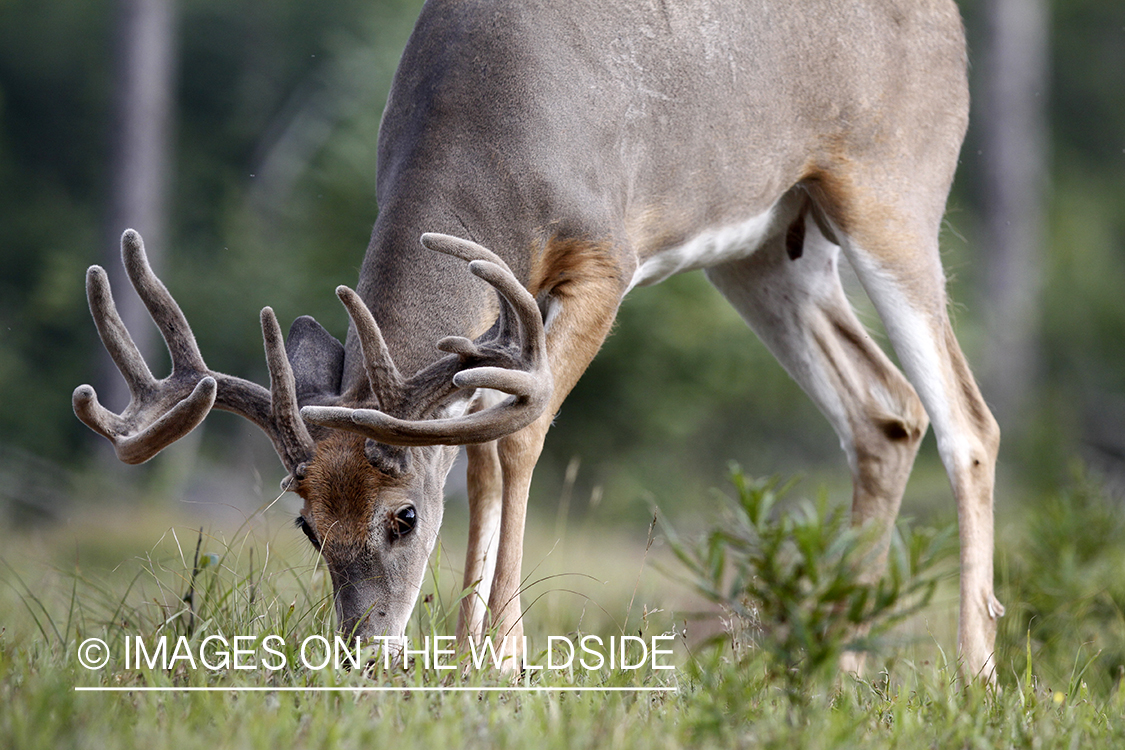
[0,0,1122,532]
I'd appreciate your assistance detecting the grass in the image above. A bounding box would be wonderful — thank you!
[3,468,1125,748]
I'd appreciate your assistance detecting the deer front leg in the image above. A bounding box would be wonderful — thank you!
[483,237,631,669]
[484,411,551,668]
[456,394,503,647]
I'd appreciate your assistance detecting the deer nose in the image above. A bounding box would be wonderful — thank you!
[333,574,390,637]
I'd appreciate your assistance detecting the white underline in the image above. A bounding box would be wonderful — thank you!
[74,686,676,693]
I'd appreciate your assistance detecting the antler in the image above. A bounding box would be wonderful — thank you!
[301,233,553,446]
[73,229,316,472]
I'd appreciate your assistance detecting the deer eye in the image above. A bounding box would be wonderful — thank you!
[295,515,320,550]
[390,506,416,539]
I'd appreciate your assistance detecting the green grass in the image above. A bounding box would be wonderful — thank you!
[3,470,1125,748]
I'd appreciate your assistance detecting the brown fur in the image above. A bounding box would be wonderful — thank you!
[529,234,630,302]
[527,234,633,397]
[297,432,404,552]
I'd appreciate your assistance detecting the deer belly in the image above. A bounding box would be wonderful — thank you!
[627,204,778,289]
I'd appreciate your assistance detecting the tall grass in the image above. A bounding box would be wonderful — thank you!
[3,469,1125,748]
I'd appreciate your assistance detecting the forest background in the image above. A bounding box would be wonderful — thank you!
[0,0,1121,529]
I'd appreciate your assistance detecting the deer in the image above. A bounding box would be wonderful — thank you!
[74,0,1004,681]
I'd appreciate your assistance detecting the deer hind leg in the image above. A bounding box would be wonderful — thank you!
[704,211,930,675]
[483,236,631,668]
[818,176,1004,682]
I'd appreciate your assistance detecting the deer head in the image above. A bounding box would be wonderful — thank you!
[75,229,551,642]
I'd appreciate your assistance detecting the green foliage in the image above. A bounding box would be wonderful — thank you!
[997,469,1125,696]
[668,469,955,700]
[8,487,1125,748]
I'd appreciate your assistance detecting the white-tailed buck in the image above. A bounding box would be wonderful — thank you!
[76,0,1004,679]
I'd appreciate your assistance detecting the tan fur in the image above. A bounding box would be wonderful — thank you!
[623,205,695,261]
[529,235,631,302]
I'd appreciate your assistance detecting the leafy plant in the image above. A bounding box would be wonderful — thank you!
[668,468,956,699]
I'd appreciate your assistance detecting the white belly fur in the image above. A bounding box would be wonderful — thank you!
[628,203,779,290]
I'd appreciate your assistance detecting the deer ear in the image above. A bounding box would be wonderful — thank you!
[365,440,413,477]
[287,316,345,405]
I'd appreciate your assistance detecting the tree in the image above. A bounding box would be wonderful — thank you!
[977,0,1050,432]
[100,0,178,418]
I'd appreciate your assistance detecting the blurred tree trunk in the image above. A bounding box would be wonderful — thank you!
[978,0,1050,433]
[100,0,177,416]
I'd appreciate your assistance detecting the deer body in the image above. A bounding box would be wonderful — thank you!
[77,0,1003,680]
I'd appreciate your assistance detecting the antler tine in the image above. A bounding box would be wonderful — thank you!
[84,263,156,395]
[301,234,553,447]
[72,231,218,464]
[73,378,218,465]
[335,285,404,406]
[421,233,545,369]
[323,393,546,446]
[260,307,317,469]
[121,229,207,375]
[465,258,546,361]
[418,232,514,276]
